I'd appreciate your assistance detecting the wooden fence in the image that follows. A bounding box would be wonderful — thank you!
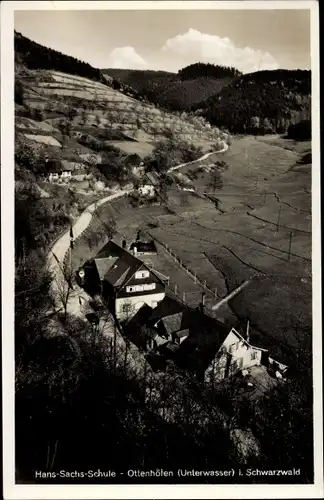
[145,231,219,299]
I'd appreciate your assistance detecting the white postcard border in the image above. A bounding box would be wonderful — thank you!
[1,1,322,499]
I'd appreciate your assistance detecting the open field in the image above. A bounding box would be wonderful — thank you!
[106,141,155,158]
[71,135,311,358]
[256,135,311,155]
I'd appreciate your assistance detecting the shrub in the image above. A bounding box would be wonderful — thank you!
[15,79,25,105]
[287,120,311,140]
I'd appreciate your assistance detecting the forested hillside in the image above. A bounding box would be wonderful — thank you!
[104,65,311,134]
[103,63,238,111]
[194,69,311,134]
[178,62,242,80]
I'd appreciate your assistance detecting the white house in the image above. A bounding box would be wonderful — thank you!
[138,171,160,198]
[120,293,289,383]
[138,184,155,197]
[61,170,72,180]
[80,241,167,322]
[46,169,72,183]
[48,172,59,182]
[204,327,267,383]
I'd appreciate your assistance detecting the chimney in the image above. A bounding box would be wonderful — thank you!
[246,319,250,343]
[122,239,126,249]
[133,245,137,257]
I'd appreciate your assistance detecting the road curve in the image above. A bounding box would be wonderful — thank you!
[168,142,228,172]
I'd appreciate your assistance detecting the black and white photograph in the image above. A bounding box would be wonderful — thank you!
[1,1,322,499]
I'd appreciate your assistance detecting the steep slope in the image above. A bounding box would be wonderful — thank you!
[17,68,224,145]
[15,31,104,84]
[194,69,311,134]
[155,77,233,111]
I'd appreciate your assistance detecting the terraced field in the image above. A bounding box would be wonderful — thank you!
[19,69,226,145]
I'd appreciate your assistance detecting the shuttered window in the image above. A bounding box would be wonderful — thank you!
[126,283,156,293]
[135,270,150,279]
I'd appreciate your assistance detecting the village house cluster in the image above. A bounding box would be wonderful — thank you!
[42,151,162,201]
[77,238,289,385]
[43,158,93,183]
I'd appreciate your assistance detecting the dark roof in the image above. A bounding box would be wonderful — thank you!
[177,311,230,372]
[93,240,164,289]
[248,329,298,368]
[148,295,185,325]
[126,303,154,331]
[124,153,142,165]
[93,256,119,280]
[129,240,157,254]
[94,240,142,287]
[45,158,62,173]
[162,312,183,334]
[146,295,230,371]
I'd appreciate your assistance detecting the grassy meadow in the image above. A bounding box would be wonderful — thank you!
[72,135,311,355]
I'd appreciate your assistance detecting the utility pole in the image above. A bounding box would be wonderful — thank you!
[113,322,117,373]
[276,204,282,233]
[69,224,75,288]
[246,319,250,343]
[288,231,293,261]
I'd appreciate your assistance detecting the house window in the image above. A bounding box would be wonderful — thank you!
[229,342,238,354]
[126,283,156,293]
[135,270,150,279]
[230,358,242,375]
[144,283,155,291]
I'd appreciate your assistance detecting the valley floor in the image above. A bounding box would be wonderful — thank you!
[71,135,312,363]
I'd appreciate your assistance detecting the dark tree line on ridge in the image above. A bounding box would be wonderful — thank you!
[178,62,242,80]
[103,63,240,112]
[15,31,105,83]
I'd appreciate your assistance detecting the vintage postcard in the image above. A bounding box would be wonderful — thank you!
[1,1,322,499]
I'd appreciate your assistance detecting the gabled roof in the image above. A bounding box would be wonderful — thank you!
[162,312,183,334]
[93,240,142,287]
[148,295,185,325]
[177,315,230,372]
[126,303,154,331]
[93,256,119,280]
[145,295,231,371]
